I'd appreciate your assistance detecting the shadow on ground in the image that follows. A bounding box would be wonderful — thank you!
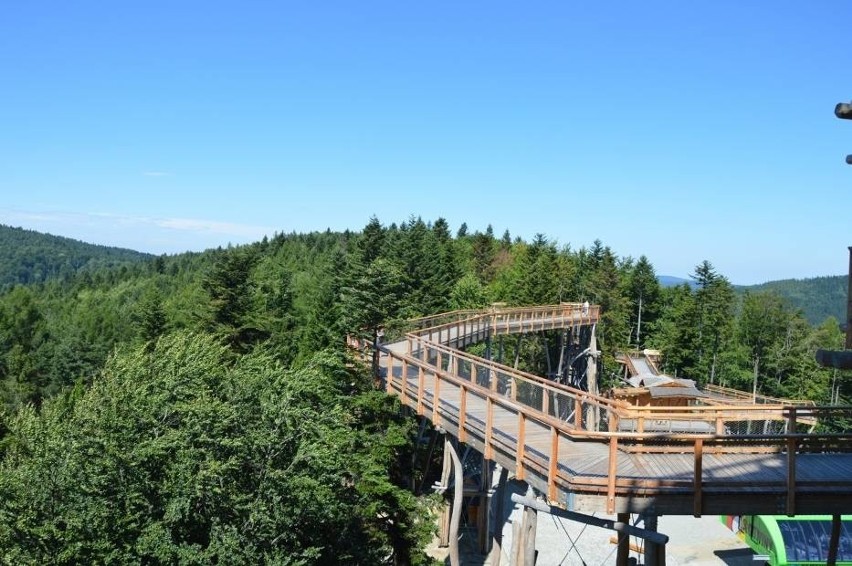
[715,547,759,565]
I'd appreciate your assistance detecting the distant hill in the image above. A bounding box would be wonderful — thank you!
[0,224,152,290]
[658,275,697,288]
[739,275,847,326]
[659,273,846,326]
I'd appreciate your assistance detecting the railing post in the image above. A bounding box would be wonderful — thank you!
[516,412,526,480]
[433,373,442,428]
[459,386,467,443]
[386,356,394,394]
[548,426,559,500]
[485,397,494,460]
[575,396,583,430]
[607,436,618,514]
[401,360,408,406]
[417,366,425,415]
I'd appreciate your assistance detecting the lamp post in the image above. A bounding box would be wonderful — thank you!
[836,101,852,164]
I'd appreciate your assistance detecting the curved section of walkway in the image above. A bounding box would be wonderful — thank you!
[366,304,852,516]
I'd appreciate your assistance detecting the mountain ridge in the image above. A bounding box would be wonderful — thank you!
[0,224,153,290]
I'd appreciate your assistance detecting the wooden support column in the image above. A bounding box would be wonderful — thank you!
[522,501,537,566]
[587,326,598,396]
[514,335,522,369]
[487,465,509,566]
[586,327,599,431]
[477,455,489,555]
[510,518,522,566]
[438,442,452,547]
[446,437,464,566]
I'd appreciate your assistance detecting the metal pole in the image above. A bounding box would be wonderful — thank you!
[616,513,630,566]
[847,247,852,349]
[828,513,842,566]
[643,514,660,566]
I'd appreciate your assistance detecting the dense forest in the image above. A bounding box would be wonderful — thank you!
[740,275,848,326]
[0,224,152,291]
[0,217,848,562]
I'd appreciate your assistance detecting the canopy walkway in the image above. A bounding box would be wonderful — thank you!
[354,304,852,517]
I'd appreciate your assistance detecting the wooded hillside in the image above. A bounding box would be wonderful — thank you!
[740,275,848,325]
[0,224,152,291]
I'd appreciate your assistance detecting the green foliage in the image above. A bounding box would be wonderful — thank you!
[739,275,847,325]
[0,334,434,564]
[0,218,847,564]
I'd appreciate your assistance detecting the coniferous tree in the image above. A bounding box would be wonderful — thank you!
[628,255,661,349]
[132,285,168,347]
[203,247,266,353]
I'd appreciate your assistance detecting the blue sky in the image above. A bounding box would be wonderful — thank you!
[1,1,849,285]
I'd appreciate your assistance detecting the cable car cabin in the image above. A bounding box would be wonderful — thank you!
[722,515,852,565]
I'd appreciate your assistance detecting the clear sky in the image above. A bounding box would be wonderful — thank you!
[1,1,849,285]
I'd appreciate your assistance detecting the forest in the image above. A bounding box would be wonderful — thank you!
[0,217,848,563]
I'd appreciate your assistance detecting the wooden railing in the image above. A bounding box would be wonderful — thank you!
[704,383,817,406]
[369,305,852,515]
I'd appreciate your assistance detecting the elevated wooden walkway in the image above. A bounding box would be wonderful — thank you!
[358,304,852,516]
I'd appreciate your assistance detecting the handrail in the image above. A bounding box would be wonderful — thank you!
[394,331,852,440]
[704,383,816,406]
[365,305,852,515]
